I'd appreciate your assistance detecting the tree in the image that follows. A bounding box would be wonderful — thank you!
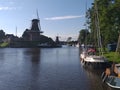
[87,0,120,48]
[0,30,5,41]
[22,29,30,41]
[78,29,90,45]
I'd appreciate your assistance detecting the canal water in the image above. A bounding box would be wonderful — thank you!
[0,47,116,90]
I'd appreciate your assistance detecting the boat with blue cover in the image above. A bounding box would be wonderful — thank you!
[102,64,120,89]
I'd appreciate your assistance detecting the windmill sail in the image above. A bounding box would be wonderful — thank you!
[36,9,43,34]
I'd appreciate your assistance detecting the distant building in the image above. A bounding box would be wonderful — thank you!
[4,34,19,43]
[55,36,60,44]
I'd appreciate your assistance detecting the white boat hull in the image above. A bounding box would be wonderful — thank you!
[105,76,120,89]
[84,55,108,63]
[82,55,109,69]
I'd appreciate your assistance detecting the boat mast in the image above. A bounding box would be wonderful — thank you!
[116,33,120,53]
[94,0,103,56]
[84,0,88,48]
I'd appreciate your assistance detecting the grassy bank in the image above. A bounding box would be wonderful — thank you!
[0,42,9,47]
[104,52,120,63]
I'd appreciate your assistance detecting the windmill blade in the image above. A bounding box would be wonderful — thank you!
[36,9,42,33]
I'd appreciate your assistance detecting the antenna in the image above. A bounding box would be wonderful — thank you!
[16,26,17,37]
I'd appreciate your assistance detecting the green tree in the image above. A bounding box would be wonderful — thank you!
[87,0,120,48]
[0,30,5,41]
[78,29,90,45]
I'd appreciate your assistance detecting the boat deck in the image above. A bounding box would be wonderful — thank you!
[84,55,108,63]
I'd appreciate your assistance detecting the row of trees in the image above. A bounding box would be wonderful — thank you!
[78,0,120,48]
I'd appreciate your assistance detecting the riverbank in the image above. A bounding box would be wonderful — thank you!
[0,41,62,48]
[104,52,120,63]
[0,42,9,47]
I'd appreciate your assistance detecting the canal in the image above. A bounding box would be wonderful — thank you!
[0,47,116,90]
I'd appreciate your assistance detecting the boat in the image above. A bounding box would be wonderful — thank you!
[82,48,109,69]
[80,44,87,61]
[106,76,120,89]
[80,50,87,61]
[80,45,94,61]
[101,63,120,89]
[76,43,80,47]
[84,56,109,69]
[80,0,109,69]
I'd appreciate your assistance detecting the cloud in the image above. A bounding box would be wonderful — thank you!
[0,6,16,10]
[44,15,84,20]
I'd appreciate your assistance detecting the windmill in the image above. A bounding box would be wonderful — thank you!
[55,34,61,43]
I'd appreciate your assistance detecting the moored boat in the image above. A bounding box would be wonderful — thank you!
[80,48,87,61]
[82,50,109,69]
[101,63,120,89]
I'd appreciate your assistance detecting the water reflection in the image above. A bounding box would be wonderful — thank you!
[23,48,41,63]
[22,48,41,90]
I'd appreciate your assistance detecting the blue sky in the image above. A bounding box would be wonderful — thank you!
[0,0,93,41]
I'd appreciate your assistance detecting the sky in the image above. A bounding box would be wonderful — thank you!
[0,0,94,41]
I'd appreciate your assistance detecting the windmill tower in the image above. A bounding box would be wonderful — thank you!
[55,35,61,44]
